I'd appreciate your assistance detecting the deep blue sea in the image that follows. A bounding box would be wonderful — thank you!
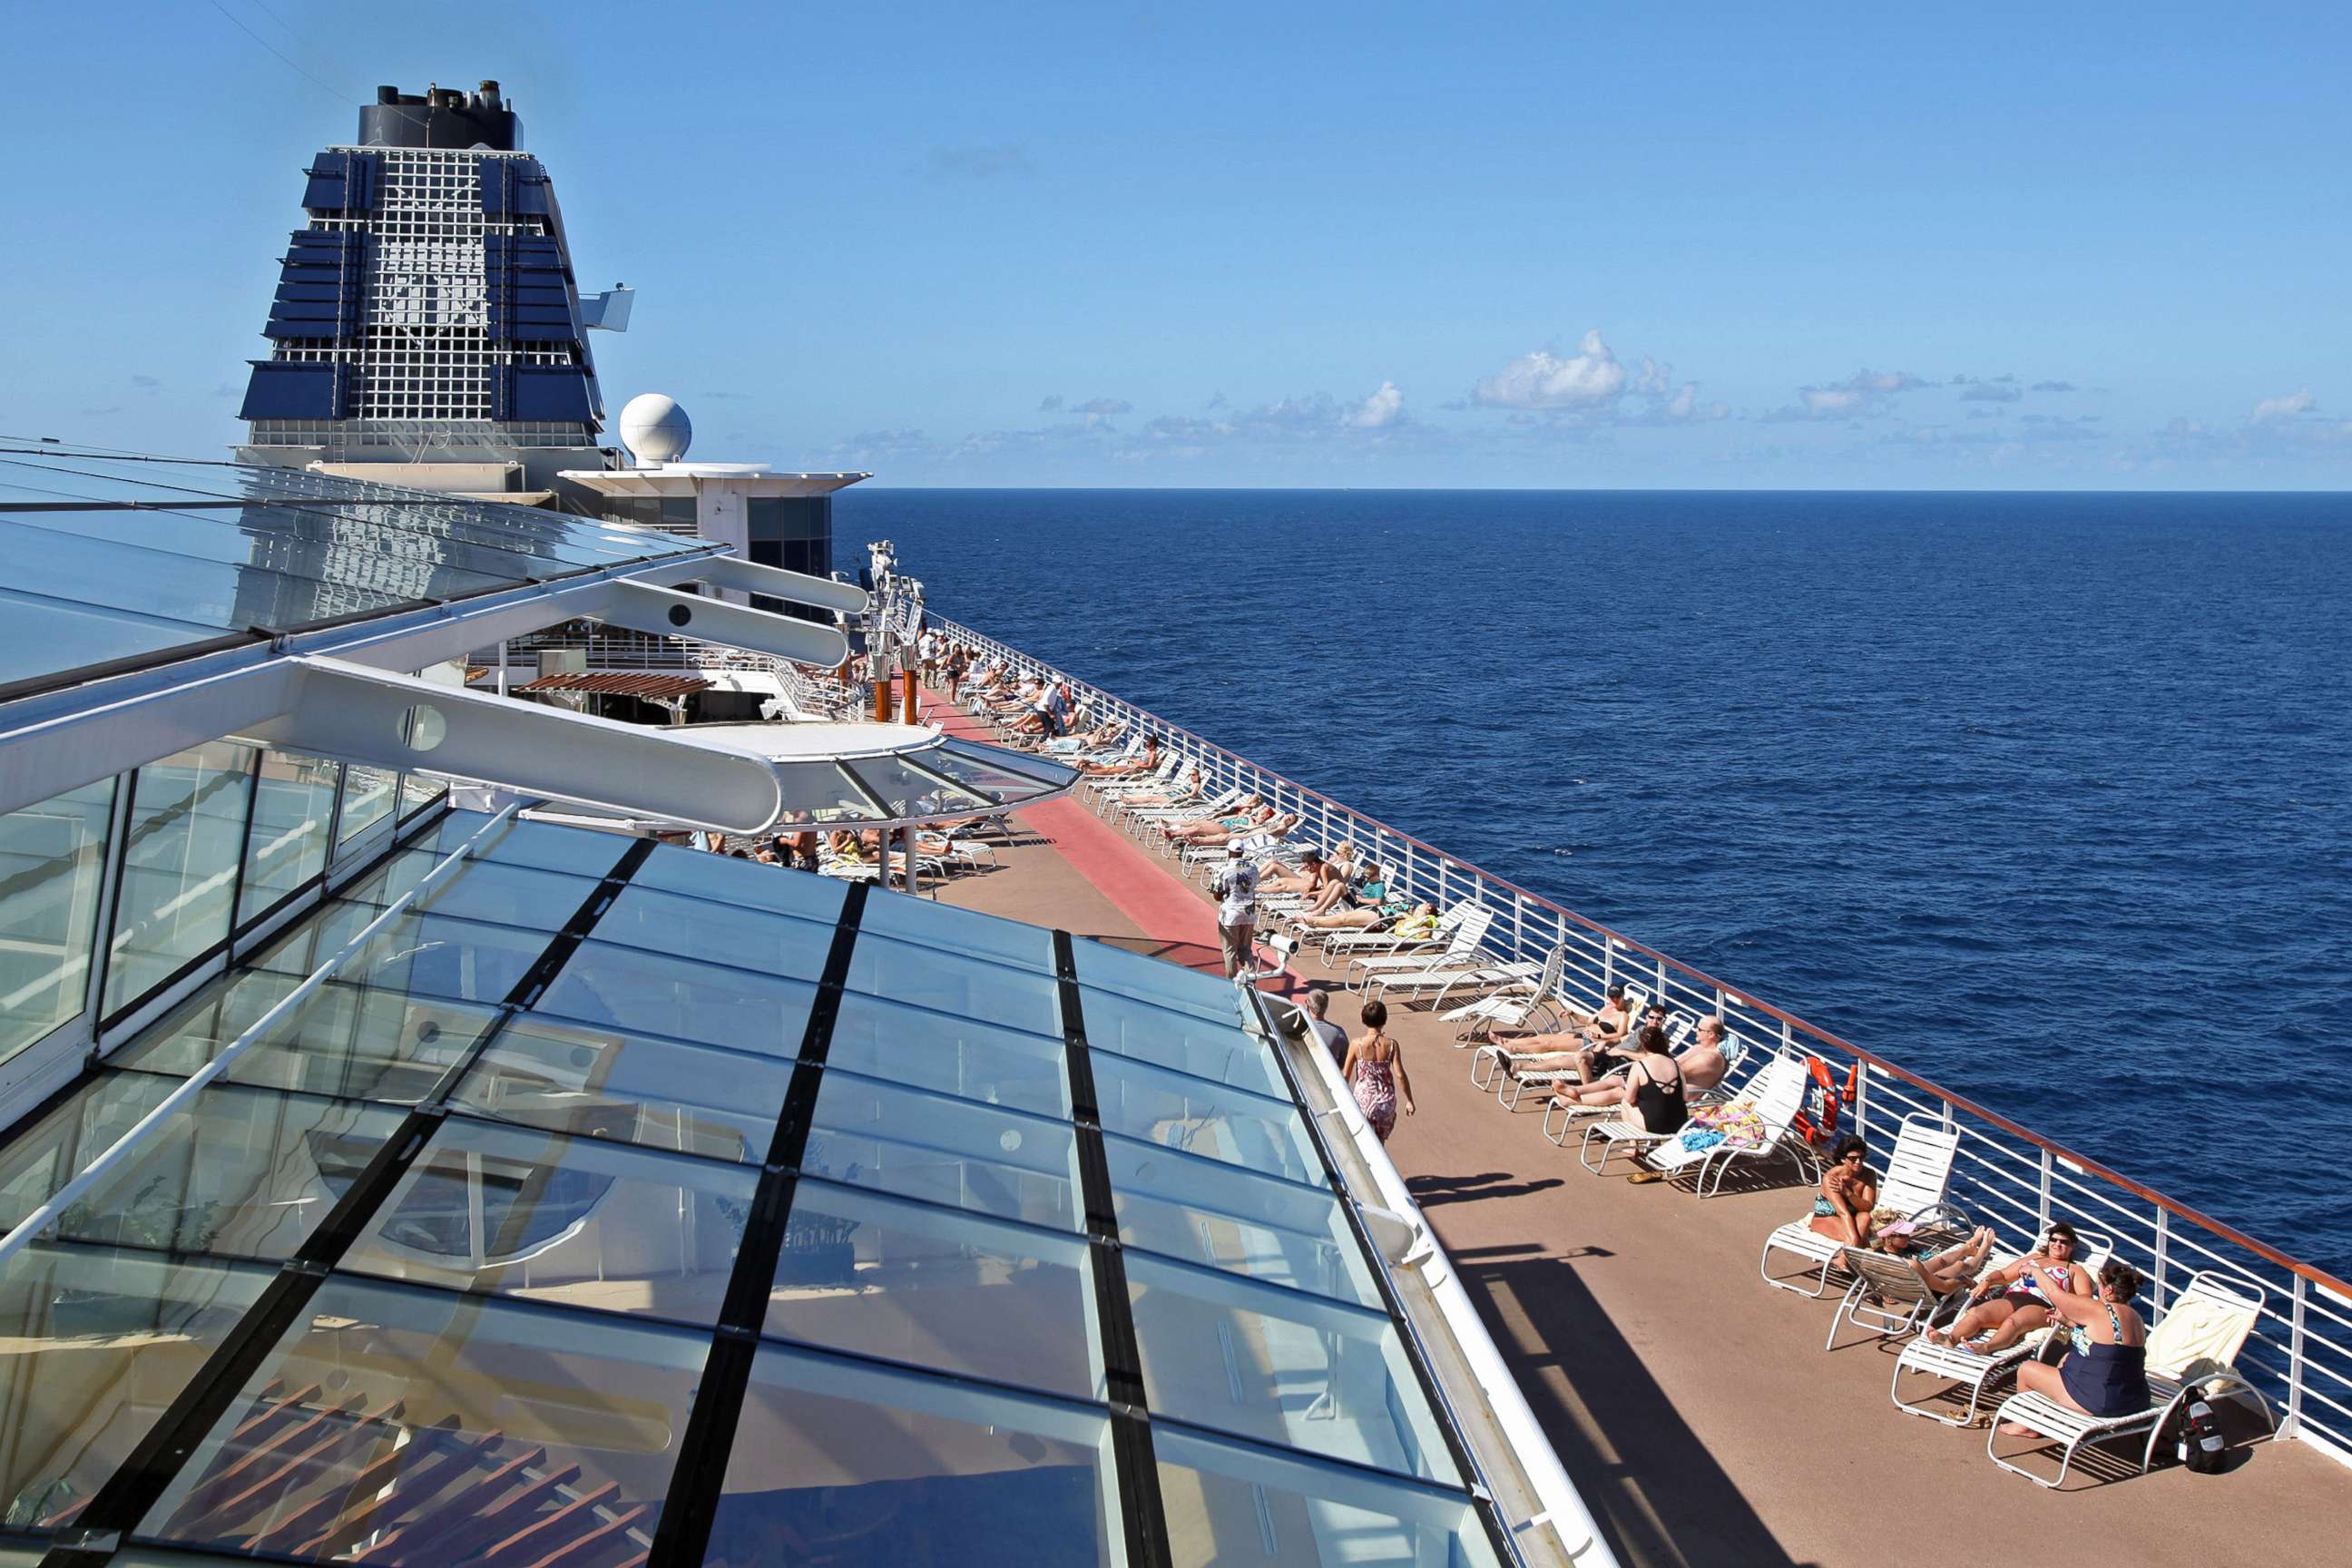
[837,490,2352,1277]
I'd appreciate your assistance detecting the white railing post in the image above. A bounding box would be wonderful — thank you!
[2286,1276,2308,1439]
[2153,1208,2171,1310]
[2036,1148,2054,1230]
[1514,892,1526,959]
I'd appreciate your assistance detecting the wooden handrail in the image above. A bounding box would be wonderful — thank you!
[940,616,2352,1304]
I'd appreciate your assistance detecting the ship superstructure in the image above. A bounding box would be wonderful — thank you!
[235,82,627,502]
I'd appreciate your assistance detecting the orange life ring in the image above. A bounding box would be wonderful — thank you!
[1790,1057,1860,1147]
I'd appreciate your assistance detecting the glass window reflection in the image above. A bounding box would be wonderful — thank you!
[765,1178,1101,1399]
[825,991,1068,1119]
[342,1118,754,1326]
[451,1015,794,1163]
[0,778,114,1064]
[103,741,257,1014]
[138,1278,704,1564]
[113,968,495,1103]
[1092,1054,1323,1188]
[0,1243,270,1538]
[712,1343,1117,1568]
[1126,1253,1457,1485]
[534,940,817,1058]
[0,1073,404,1261]
[1153,1425,1497,1568]
[1080,986,1285,1099]
[844,934,1061,1040]
[236,750,339,926]
[333,763,397,848]
[802,1071,1080,1233]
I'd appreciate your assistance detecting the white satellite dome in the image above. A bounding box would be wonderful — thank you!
[619,393,692,466]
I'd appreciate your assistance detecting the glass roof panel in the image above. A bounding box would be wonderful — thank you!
[764,1177,1102,1399]
[591,885,838,982]
[341,1117,754,1326]
[250,905,549,1007]
[0,517,415,634]
[136,1277,704,1563]
[1079,985,1286,1099]
[0,505,518,602]
[803,1070,1081,1233]
[772,760,893,825]
[715,1341,1118,1568]
[336,848,602,929]
[111,967,499,1104]
[857,888,1055,975]
[0,1073,405,1262]
[1073,937,1248,1024]
[0,1243,273,1539]
[842,751,990,818]
[1125,1252,1459,1486]
[1152,1424,1498,1568]
[0,588,228,686]
[1103,1133,1378,1309]
[826,990,1070,1120]
[935,735,1084,791]
[449,1014,795,1164]
[534,939,818,1057]
[632,839,848,920]
[418,808,639,877]
[844,933,1061,1040]
[1092,1053,1325,1188]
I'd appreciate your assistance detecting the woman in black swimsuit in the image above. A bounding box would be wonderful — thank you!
[1620,1025,1687,1135]
[2006,1259,2151,1429]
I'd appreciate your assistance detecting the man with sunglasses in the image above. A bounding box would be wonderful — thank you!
[1926,1220,2095,1351]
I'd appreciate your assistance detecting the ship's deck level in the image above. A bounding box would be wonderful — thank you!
[919,694,2347,1568]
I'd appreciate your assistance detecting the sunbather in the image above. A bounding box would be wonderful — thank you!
[1808,1136,1887,1248]
[1259,846,1333,897]
[1165,799,1271,845]
[1299,858,1380,917]
[1925,1221,2092,1351]
[1905,1226,2000,1291]
[1298,893,1426,933]
[1043,715,1122,755]
[1547,1015,1728,1113]
[1615,1028,1689,1187]
[1178,808,1297,852]
[2003,1259,2151,1430]
[1119,764,1206,811]
[1081,735,1159,776]
[1495,990,1651,1079]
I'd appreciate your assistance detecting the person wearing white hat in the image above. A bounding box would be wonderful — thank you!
[1211,838,1260,979]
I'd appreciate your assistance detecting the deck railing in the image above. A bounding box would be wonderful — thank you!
[930,609,2352,1469]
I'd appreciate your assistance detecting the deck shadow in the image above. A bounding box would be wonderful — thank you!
[1459,1251,1806,1568]
[1406,1170,1565,1207]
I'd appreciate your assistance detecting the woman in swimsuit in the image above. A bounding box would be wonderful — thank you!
[2004,1259,2151,1431]
[1926,1221,2091,1350]
[1808,1136,1883,1248]
[1343,998,1416,1142]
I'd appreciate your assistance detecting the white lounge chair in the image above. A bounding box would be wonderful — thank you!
[1439,944,1566,1043]
[1471,981,1651,1093]
[1888,1230,2118,1427]
[1759,1112,1962,1298]
[1354,906,1498,994]
[1315,898,1473,965]
[1986,1270,2275,1487]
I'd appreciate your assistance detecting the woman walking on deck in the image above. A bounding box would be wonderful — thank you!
[1345,999,1416,1142]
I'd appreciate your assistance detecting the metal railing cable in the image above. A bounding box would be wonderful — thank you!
[926,603,2352,1465]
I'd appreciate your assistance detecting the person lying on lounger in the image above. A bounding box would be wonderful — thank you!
[1298,894,1428,933]
[1299,858,1379,917]
[1040,715,1122,755]
[1259,846,1332,897]
[1119,764,1205,811]
[1924,1221,2093,1351]
[1172,808,1295,851]
[1904,1226,1999,1291]
[1165,798,1270,844]
[1495,991,1651,1079]
[1080,734,1158,775]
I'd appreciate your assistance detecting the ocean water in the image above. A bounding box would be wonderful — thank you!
[837,489,2352,1277]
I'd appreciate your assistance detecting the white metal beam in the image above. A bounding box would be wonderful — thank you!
[234,658,784,833]
[685,554,869,615]
[594,580,851,668]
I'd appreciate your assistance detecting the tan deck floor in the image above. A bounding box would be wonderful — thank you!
[930,799,2348,1568]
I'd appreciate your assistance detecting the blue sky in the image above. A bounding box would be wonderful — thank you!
[5,3,2348,487]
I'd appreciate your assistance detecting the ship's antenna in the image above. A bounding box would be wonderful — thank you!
[202,0,358,106]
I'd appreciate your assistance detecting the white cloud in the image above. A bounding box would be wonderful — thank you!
[1473,330,1627,409]
[2253,387,2314,421]
[1344,380,1404,428]
[1036,395,1063,412]
[1765,367,1931,421]
[1655,381,1730,423]
[1073,397,1132,417]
